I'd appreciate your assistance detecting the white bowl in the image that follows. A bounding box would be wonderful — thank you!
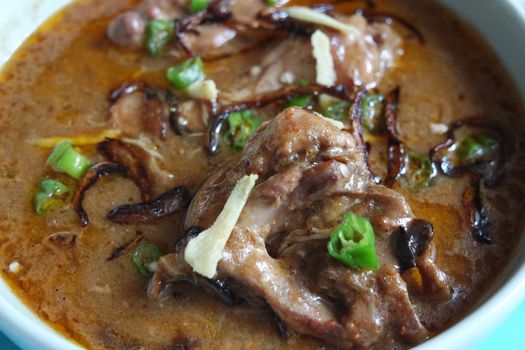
[1,1,524,349]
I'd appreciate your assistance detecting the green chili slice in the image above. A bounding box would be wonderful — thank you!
[145,19,175,56]
[323,100,350,121]
[34,179,70,215]
[132,242,163,278]
[190,0,211,13]
[224,110,262,150]
[456,133,498,164]
[264,0,278,5]
[361,94,384,132]
[319,94,349,121]
[47,141,92,180]
[327,212,379,270]
[285,95,312,108]
[166,57,205,89]
[400,150,438,191]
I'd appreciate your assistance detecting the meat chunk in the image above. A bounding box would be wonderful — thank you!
[181,24,237,54]
[219,37,316,103]
[142,0,189,20]
[107,11,147,47]
[330,15,403,88]
[106,1,187,47]
[106,0,265,54]
[150,108,448,346]
[108,83,174,139]
[230,0,266,23]
[218,13,401,103]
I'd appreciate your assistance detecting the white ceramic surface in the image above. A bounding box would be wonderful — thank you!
[0,1,524,349]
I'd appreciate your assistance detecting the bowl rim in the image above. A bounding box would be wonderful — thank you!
[0,279,82,350]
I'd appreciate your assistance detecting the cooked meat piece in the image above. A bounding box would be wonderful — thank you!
[181,24,237,54]
[97,139,157,201]
[107,11,147,47]
[181,26,274,60]
[218,13,400,103]
[305,245,429,347]
[230,0,266,23]
[109,82,173,139]
[219,38,316,103]
[106,0,188,47]
[141,0,188,20]
[150,108,450,347]
[110,90,146,135]
[106,3,399,91]
[106,0,266,55]
[250,38,314,94]
[330,15,403,88]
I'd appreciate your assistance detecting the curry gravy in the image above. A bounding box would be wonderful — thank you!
[0,0,525,349]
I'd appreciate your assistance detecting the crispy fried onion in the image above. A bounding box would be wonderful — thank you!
[46,231,78,246]
[97,139,156,201]
[107,186,191,225]
[348,89,381,184]
[107,232,146,261]
[383,86,406,188]
[73,162,127,227]
[377,94,499,244]
[74,141,191,227]
[461,178,492,244]
[73,139,166,226]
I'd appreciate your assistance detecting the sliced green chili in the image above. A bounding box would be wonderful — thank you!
[166,57,205,89]
[400,150,438,191]
[319,94,350,121]
[224,110,262,150]
[47,141,92,180]
[190,0,211,13]
[34,179,70,215]
[145,19,175,56]
[456,133,498,163]
[324,100,350,121]
[327,212,379,270]
[285,95,312,108]
[361,94,384,132]
[264,0,278,5]
[132,242,162,278]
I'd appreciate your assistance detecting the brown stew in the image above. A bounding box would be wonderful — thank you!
[1,0,525,349]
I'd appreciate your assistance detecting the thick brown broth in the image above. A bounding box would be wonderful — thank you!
[1,0,525,349]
